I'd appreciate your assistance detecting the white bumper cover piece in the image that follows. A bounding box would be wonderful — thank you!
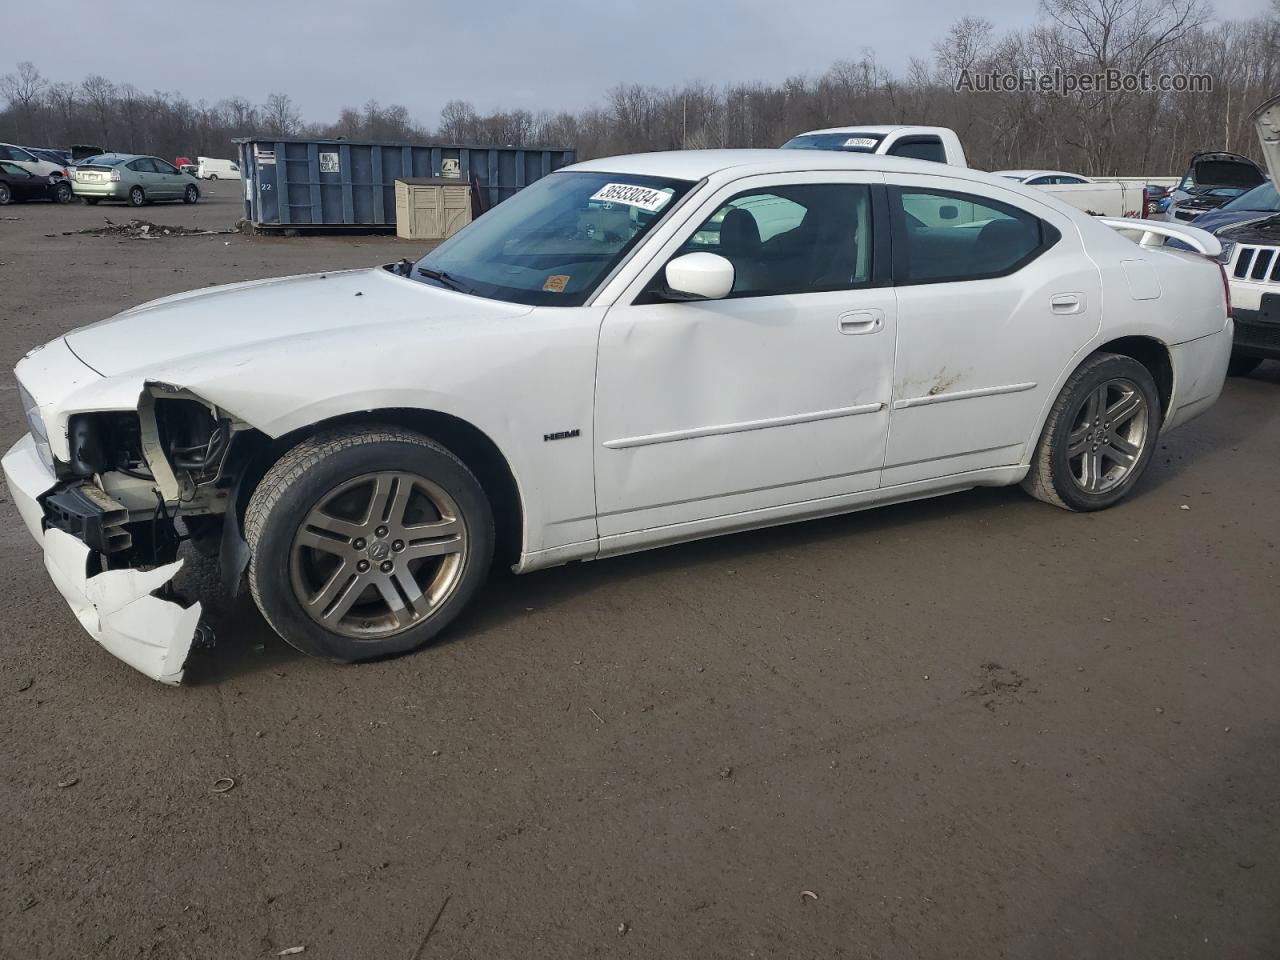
[2,433,201,685]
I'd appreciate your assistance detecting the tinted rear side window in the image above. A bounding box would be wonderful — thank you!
[891,187,1059,284]
[888,138,945,163]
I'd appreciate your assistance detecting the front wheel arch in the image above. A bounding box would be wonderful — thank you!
[236,409,526,569]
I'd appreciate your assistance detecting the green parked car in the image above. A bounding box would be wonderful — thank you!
[71,153,201,206]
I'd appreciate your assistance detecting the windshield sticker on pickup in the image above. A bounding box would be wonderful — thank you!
[843,137,879,148]
[589,183,670,212]
[543,275,570,293]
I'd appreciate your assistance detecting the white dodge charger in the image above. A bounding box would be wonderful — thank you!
[3,150,1234,684]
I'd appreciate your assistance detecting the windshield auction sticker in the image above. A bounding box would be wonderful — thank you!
[543,275,570,292]
[843,137,879,148]
[589,183,671,212]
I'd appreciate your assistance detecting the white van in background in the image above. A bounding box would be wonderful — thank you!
[197,157,241,180]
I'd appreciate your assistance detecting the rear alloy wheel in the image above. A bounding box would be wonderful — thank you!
[1023,353,1161,511]
[52,181,72,203]
[0,183,10,205]
[128,186,146,206]
[1227,354,1262,377]
[184,185,199,204]
[245,428,494,663]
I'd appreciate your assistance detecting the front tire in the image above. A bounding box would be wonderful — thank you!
[1227,354,1262,377]
[0,183,10,205]
[128,186,146,207]
[1022,353,1161,511]
[244,428,495,663]
[183,185,199,204]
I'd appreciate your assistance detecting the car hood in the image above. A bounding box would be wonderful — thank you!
[1252,94,1280,186]
[64,267,532,378]
[1192,208,1279,234]
[1218,213,1280,244]
[1184,152,1267,192]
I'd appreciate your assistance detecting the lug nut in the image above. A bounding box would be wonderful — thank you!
[375,526,389,538]
[392,540,405,552]
[353,538,366,550]
[380,560,394,573]
[357,560,370,572]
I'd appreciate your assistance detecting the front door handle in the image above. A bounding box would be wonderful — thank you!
[838,309,884,335]
[1050,293,1084,315]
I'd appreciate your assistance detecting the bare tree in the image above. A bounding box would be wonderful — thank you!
[262,92,301,136]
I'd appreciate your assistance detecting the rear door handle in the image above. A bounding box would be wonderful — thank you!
[1050,293,1084,315]
[838,309,884,335]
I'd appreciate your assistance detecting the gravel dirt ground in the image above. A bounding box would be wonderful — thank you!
[1,191,1278,960]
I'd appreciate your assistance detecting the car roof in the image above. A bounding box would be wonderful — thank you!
[567,148,980,182]
[994,170,1084,179]
[789,125,953,137]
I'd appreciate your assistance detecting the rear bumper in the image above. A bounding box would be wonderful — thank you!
[71,180,129,199]
[1231,306,1280,360]
[2,433,200,685]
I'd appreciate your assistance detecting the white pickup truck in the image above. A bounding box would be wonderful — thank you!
[781,126,1150,217]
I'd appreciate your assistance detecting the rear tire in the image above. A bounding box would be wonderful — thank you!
[0,183,10,205]
[1022,353,1161,512]
[52,182,72,203]
[245,428,495,664]
[128,186,146,207]
[1227,354,1262,377]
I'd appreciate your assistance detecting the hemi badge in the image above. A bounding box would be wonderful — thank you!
[543,429,581,442]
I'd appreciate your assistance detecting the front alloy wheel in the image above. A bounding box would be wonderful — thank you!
[289,471,468,639]
[245,428,494,663]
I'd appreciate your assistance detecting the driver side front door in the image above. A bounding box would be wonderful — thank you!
[592,172,896,545]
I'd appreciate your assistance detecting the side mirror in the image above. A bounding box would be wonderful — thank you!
[663,252,735,301]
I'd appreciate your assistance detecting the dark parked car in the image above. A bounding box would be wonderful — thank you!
[0,161,72,204]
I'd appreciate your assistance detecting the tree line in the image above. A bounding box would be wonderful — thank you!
[3,0,1277,176]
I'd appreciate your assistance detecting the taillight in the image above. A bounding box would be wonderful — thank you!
[109,169,120,182]
[1218,262,1232,318]
[61,167,69,178]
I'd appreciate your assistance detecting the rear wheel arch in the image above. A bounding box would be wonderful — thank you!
[1092,335,1173,418]
[235,409,526,569]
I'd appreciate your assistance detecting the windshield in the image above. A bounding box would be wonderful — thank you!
[1222,181,1279,211]
[413,171,693,306]
[781,132,885,153]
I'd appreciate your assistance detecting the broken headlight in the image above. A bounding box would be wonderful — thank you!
[17,381,53,470]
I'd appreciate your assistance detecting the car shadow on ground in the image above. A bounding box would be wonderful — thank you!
[184,482,1032,685]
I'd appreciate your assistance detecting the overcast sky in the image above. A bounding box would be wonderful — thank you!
[4,0,1270,126]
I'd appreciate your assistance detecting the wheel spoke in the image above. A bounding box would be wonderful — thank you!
[1106,390,1142,428]
[1067,424,1091,457]
[1079,448,1103,491]
[305,510,365,540]
[403,532,463,560]
[310,564,364,623]
[1102,441,1136,468]
[364,474,396,525]
[1109,432,1140,458]
[295,527,353,557]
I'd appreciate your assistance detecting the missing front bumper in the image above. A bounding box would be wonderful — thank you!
[2,433,202,685]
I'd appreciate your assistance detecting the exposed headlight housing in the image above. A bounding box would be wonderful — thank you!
[17,381,53,470]
[1217,240,1236,266]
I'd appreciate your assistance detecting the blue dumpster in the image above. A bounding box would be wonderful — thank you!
[235,137,576,229]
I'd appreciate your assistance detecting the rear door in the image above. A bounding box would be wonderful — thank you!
[881,177,1102,486]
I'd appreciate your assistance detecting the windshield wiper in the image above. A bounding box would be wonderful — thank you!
[416,266,474,294]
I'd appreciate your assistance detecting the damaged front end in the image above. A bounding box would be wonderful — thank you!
[3,378,246,684]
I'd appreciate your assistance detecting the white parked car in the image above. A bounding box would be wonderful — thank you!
[0,142,67,179]
[3,150,1233,684]
[197,157,240,180]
